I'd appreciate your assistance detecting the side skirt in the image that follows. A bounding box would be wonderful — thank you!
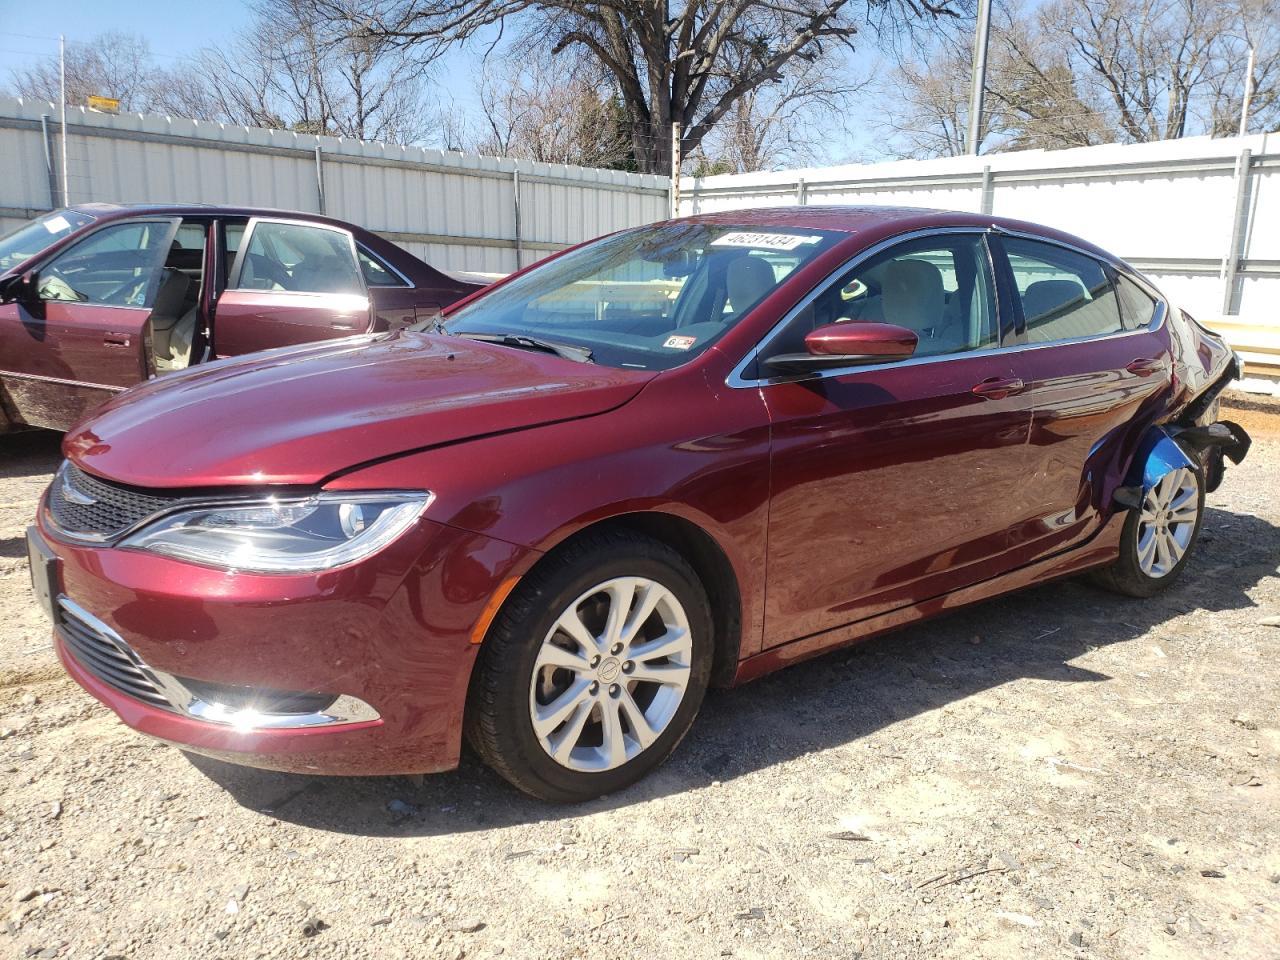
[732,512,1125,685]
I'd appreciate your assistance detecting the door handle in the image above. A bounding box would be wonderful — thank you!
[971,376,1024,400]
[330,321,357,331]
[104,334,131,347]
[1126,358,1162,377]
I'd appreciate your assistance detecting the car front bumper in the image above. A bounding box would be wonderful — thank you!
[35,511,535,776]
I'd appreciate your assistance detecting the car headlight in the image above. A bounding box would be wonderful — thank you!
[120,492,431,573]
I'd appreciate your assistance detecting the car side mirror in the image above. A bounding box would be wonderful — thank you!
[0,270,37,305]
[763,321,918,374]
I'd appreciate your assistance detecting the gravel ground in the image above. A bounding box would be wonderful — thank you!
[1,403,1277,960]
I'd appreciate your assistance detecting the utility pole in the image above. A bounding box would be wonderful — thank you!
[967,0,992,156]
[1239,45,1256,137]
[59,34,69,206]
[671,121,682,217]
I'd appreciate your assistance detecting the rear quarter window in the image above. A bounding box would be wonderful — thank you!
[1115,274,1159,330]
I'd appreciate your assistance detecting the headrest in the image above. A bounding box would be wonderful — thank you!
[1023,280,1085,324]
[726,255,776,316]
[882,258,943,328]
[151,268,191,316]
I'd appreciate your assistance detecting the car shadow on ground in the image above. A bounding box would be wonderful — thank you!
[1,429,63,479]
[188,505,1279,837]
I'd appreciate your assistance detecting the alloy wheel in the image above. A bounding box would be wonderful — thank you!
[1136,467,1199,578]
[529,577,693,772]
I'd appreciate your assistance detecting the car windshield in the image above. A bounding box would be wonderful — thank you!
[441,223,842,370]
[0,209,97,273]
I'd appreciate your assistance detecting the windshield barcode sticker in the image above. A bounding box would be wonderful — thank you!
[711,232,822,251]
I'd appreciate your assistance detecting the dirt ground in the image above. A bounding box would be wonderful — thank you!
[1,402,1277,960]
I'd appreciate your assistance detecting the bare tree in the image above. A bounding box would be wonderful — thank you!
[9,31,164,111]
[165,0,437,142]
[305,0,965,175]
[692,44,868,172]
[1206,0,1280,135]
[883,0,1278,157]
[464,55,634,167]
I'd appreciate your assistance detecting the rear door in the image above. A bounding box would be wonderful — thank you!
[993,235,1172,562]
[213,218,374,357]
[357,244,421,332]
[0,217,177,429]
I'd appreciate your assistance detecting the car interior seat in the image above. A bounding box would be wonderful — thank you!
[882,259,945,346]
[149,269,199,373]
[1022,279,1089,340]
[290,254,360,294]
[725,256,776,319]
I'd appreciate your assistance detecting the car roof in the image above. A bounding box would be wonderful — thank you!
[676,204,1119,264]
[69,201,354,229]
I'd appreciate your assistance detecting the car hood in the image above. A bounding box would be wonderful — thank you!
[64,332,655,488]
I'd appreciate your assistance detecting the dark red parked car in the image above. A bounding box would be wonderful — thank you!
[0,204,488,432]
[27,206,1249,801]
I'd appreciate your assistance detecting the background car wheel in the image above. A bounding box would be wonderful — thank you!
[465,529,713,802]
[1091,452,1205,598]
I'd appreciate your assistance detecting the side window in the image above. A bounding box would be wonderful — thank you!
[1115,273,1158,330]
[1003,238,1123,343]
[767,234,998,361]
[233,221,363,295]
[37,221,171,307]
[357,247,409,287]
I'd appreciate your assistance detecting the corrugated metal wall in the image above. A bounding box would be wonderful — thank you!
[0,97,671,275]
[681,134,1280,329]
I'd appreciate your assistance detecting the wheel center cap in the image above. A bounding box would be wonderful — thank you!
[598,657,621,683]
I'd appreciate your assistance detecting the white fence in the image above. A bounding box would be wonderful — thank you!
[0,97,670,275]
[681,135,1279,334]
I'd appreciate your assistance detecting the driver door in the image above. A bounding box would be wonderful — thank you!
[0,218,177,430]
[757,231,1032,645]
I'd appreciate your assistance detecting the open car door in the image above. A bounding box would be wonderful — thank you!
[0,217,178,430]
[212,218,374,357]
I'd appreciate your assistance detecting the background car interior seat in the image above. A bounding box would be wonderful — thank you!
[149,269,199,372]
[1022,278,1121,342]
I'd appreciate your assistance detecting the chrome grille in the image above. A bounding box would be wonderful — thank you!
[47,462,173,541]
[57,598,175,711]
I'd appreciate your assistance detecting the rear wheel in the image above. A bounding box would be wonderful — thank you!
[1092,459,1204,597]
[466,530,712,802]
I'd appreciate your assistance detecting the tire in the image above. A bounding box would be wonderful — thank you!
[465,529,713,802]
[1091,451,1205,598]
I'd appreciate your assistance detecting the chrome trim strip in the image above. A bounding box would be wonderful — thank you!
[57,596,380,730]
[727,226,1169,389]
[1,370,127,391]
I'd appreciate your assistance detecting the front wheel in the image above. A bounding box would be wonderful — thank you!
[465,530,713,802]
[1092,458,1205,597]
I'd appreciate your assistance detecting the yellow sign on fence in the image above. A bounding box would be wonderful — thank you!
[86,95,120,114]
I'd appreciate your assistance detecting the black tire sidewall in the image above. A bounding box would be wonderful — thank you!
[474,541,713,801]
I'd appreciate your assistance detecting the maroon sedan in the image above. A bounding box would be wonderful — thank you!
[27,206,1249,802]
[0,204,487,433]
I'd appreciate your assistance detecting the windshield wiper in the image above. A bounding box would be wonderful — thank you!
[457,332,595,364]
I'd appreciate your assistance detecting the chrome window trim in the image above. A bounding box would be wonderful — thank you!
[727,226,1168,389]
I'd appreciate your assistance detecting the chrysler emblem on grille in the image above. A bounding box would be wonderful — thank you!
[61,482,98,506]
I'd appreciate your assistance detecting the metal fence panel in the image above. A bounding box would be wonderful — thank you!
[682,133,1279,327]
[0,97,671,275]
